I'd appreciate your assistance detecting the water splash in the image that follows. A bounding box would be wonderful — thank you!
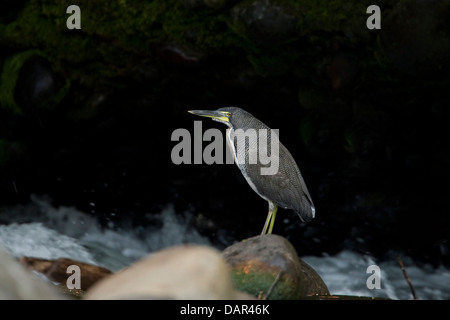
[302,251,450,300]
[0,222,96,265]
[0,195,211,271]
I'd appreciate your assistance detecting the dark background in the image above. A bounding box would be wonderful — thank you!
[1,0,449,267]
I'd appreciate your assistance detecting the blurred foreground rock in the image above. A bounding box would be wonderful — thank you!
[223,234,330,299]
[85,245,253,300]
[0,248,61,299]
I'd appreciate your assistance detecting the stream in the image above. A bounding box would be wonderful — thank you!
[0,195,449,300]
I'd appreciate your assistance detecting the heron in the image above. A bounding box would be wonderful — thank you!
[189,107,315,234]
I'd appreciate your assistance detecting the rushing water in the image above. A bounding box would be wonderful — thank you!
[0,195,449,300]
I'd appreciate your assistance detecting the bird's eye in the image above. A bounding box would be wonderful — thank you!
[223,112,232,117]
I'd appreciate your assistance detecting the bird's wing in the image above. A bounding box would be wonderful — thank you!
[230,126,315,222]
[253,143,315,222]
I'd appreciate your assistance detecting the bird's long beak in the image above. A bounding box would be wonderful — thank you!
[188,110,230,123]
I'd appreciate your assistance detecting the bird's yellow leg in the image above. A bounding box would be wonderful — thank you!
[261,202,278,235]
[261,213,271,235]
[267,204,278,234]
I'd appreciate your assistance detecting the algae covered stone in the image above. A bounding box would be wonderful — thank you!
[223,234,329,299]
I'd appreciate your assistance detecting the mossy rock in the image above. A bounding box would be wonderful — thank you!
[0,50,43,115]
[223,234,330,299]
[0,50,70,115]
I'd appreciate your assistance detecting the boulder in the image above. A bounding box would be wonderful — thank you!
[84,244,251,300]
[20,257,113,291]
[222,234,329,299]
[0,248,61,300]
[230,0,301,44]
[0,51,70,115]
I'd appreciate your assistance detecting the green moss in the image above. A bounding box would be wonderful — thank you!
[0,50,44,115]
[0,0,243,84]
[289,0,371,34]
[0,49,71,114]
[231,269,302,300]
[41,77,71,111]
[0,0,391,86]
[229,0,378,39]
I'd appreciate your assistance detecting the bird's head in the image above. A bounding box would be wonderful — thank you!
[188,107,246,128]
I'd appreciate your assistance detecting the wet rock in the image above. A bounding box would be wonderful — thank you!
[156,43,204,66]
[0,50,69,115]
[230,0,301,44]
[20,257,113,291]
[0,248,61,299]
[20,257,53,274]
[14,55,69,111]
[85,245,250,299]
[222,234,329,299]
[380,0,450,76]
